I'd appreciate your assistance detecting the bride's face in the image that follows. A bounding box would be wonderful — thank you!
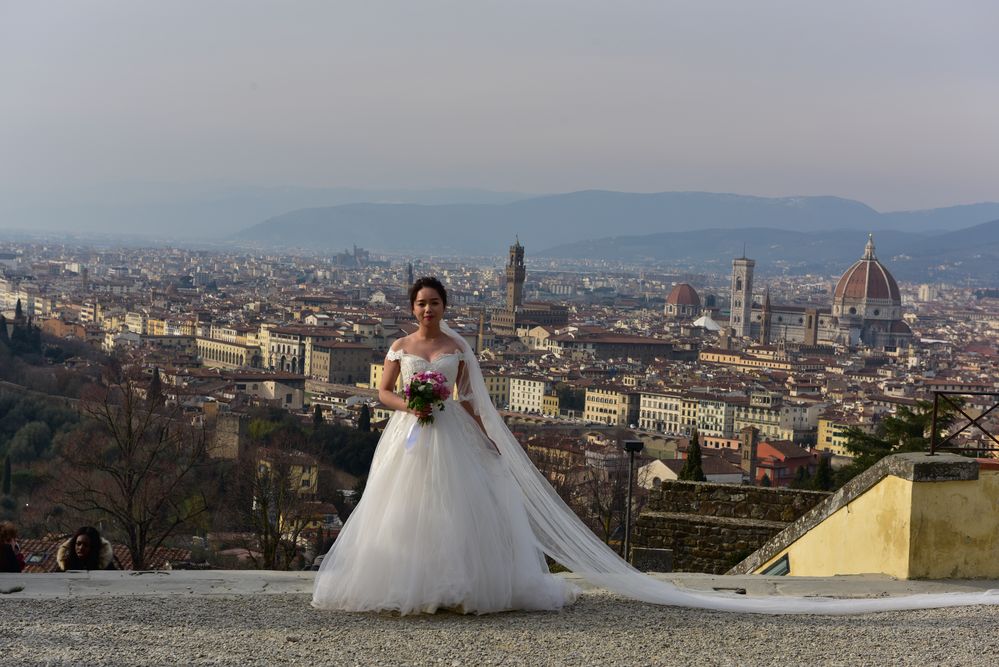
[413,287,445,327]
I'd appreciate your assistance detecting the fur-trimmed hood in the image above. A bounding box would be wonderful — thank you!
[56,536,115,571]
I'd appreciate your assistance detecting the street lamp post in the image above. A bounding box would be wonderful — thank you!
[622,438,644,564]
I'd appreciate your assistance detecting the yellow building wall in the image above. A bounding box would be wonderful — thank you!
[908,470,999,579]
[369,362,383,389]
[757,469,999,579]
[370,362,401,390]
[758,475,913,578]
[146,318,167,336]
[816,418,852,457]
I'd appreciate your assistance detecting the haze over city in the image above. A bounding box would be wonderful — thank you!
[2,1,998,240]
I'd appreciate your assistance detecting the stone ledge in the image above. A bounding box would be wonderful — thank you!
[887,451,978,482]
[6,569,999,599]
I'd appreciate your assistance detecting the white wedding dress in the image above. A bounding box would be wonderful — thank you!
[314,324,999,616]
[311,350,578,614]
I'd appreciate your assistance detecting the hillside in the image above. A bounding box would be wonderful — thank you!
[236,191,999,260]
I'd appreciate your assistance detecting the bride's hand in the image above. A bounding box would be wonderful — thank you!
[410,406,432,419]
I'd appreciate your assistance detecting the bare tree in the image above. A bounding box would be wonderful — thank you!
[570,464,649,554]
[239,445,318,570]
[574,467,628,546]
[57,365,209,569]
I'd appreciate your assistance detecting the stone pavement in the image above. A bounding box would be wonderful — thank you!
[3,572,999,666]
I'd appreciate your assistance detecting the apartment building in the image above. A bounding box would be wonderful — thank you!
[509,375,548,414]
[638,390,682,433]
[584,385,640,426]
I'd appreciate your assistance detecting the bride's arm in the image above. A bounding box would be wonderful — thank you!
[378,352,430,418]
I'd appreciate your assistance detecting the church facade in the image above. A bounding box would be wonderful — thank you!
[730,235,911,350]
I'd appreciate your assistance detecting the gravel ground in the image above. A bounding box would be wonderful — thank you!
[4,592,999,666]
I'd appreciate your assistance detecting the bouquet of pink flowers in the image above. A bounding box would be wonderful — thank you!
[405,370,450,426]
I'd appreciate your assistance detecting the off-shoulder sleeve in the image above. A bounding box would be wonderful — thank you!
[385,348,404,362]
[456,360,477,406]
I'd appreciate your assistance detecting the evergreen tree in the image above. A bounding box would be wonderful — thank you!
[28,323,41,353]
[790,465,812,489]
[2,455,10,495]
[0,314,8,344]
[836,400,959,487]
[679,430,706,481]
[8,319,41,356]
[148,367,163,404]
[760,473,772,487]
[812,455,834,491]
[9,321,26,351]
[313,403,324,429]
[14,298,22,321]
[358,404,371,432]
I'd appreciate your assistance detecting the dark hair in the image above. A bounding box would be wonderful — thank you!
[408,276,447,309]
[67,526,103,570]
[0,520,15,543]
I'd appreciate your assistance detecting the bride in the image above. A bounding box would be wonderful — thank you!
[312,276,576,614]
[313,277,999,615]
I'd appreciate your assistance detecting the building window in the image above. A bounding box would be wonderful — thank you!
[761,554,790,576]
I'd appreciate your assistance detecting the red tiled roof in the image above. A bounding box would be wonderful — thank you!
[833,238,901,302]
[666,283,700,307]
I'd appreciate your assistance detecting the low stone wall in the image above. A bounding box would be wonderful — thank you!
[632,481,829,574]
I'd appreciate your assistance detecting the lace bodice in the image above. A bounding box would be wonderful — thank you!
[386,350,463,391]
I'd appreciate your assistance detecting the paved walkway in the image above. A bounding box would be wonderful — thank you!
[3,572,999,666]
[4,569,998,599]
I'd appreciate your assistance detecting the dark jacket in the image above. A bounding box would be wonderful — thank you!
[0,543,23,573]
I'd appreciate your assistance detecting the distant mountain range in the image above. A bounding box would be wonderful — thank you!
[0,184,528,240]
[236,191,999,281]
[6,185,999,281]
[540,221,999,282]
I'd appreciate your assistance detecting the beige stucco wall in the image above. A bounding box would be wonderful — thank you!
[757,475,913,578]
[908,469,999,579]
[756,469,999,579]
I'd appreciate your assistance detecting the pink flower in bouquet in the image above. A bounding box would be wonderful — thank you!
[405,371,450,426]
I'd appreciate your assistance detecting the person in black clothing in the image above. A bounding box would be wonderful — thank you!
[1,520,24,573]
[56,526,116,571]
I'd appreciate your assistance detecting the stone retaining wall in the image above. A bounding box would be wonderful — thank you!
[633,481,829,573]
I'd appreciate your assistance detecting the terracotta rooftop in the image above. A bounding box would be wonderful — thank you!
[833,236,901,303]
[666,283,700,307]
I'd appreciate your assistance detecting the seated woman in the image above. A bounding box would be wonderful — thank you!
[57,526,116,571]
[1,521,24,573]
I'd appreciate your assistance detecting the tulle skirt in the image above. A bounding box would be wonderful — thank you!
[311,401,578,615]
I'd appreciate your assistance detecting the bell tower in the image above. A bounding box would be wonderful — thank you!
[759,287,772,345]
[506,238,525,312]
[730,253,755,338]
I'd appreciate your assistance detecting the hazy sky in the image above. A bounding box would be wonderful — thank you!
[2,0,998,211]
